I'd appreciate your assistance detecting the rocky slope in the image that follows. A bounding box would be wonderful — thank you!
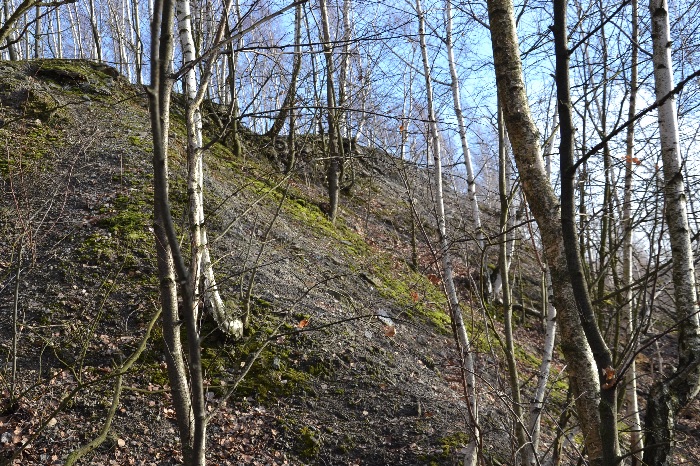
[1,60,698,466]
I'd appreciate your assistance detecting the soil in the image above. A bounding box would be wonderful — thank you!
[0,59,698,466]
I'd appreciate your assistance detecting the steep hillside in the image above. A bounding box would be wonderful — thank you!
[2,60,696,466]
[0,59,494,465]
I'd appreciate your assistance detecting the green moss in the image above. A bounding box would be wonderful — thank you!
[439,432,470,454]
[235,345,314,402]
[78,233,118,264]
[199,320,325,404]
[98,193,150,242]
[32,59,114,83]
[297,426,321,460]
[148,364,169,387]
[334,433,355,454]
[513,343,542,369]
[128,135,153,152]
[0,123,66,175]
[420,432,471,465]
[367,256,451,333]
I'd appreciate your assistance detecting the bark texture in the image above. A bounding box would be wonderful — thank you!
[177,0,242,338]
[643,0,700,463]
[553,0,618,462]
[622,1,642,463]
[416,1,480,463]
[319,0,340,223]
[444,0,490,300]
[486,0,606,463]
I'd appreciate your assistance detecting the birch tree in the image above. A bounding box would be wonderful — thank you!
[444,0,491,301]
[525,103,558,466]
[622,0,642,462]
[553,0,619,462]
[415,1,480,464]
[176,0,243,338]
[0,0,77,53]
[319,0,341,222]
[265,1,303,142]
[147,1,207,463]
[88,0,102,61]
[497,99,527,465]
[643,0,700,462]
[486,0,610,463]
[147,2,300,463]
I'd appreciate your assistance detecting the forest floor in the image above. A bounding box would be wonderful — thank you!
[0,59,698,466]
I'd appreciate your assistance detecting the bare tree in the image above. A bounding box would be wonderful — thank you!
[643,0,700,463]
[319,0,341,222]
[176,0,243,338]
[622,0,642,463]
[444,0,491,301]
[0,0,77,53]
[147,0,206,463]
[496,98,527,465]
[415,1,480,464]
[486,0,609,462]
[553,0,619,462]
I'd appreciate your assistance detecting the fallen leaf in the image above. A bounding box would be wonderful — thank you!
[427,274,441,286]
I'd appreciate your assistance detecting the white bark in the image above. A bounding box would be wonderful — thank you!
[177,0,243,338]
[88,0,102,61]
[644,0,700,462]
[319,0,341,222]
[416,1,479,464]
[33,5,41,58]
[444,0,491,300]
[525,104,558,466]
[2,0,19,60]
[526,270,556,466]
[497,101,527,465]
[148,2,201,463]
[130,0,143,84]
[491,156,516,300]
[67,3,83,58]
[650,0,700,346]
[623,1,642,463]
[112,0,130,80]
[338,0,353,139]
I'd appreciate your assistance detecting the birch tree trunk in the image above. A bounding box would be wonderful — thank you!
[265,1,303,141]
[285,2,303,173]
[147,1,202,463]
[224,0,243,157]
[319,0,341,223]
[33,5,41,58]
[338,0,352,139]
[486,0,608,463]
[497,99,527,465]
[444,0,491,301]
[177,0,243,338]
[67,3,83,59]
[88,0,102,62]
[643,0,700,463]
[2,0,19,60]
[622,1,642,463]
[416,1,480,464]
[130,0,143,85]
[525,102,558,466]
